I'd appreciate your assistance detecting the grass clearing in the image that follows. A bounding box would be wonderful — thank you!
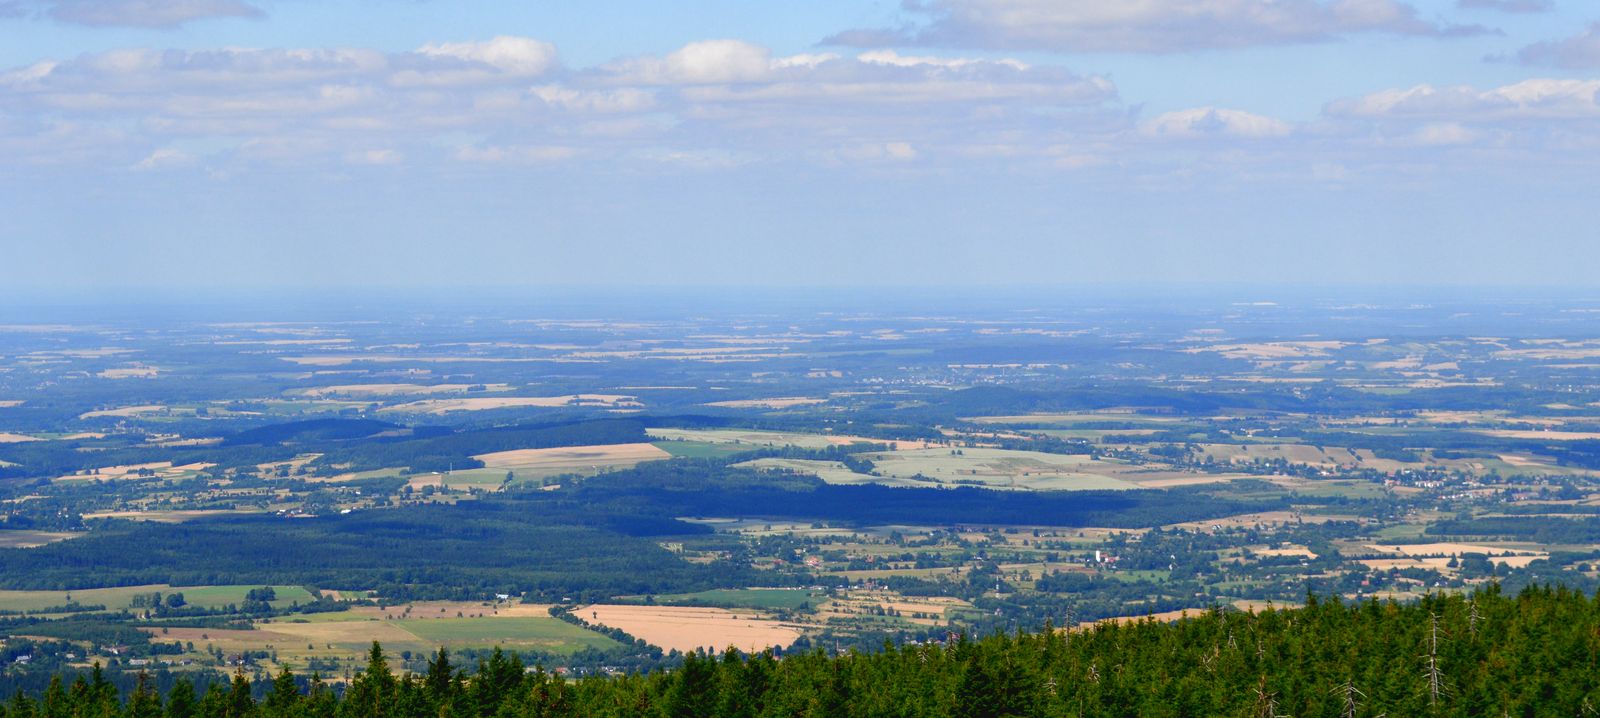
[860,447,1141,491]
[0,584,314,613]
[381,395,640,414]
[396,617,622,653]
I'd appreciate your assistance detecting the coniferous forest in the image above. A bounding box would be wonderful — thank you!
[4,586,1599,717]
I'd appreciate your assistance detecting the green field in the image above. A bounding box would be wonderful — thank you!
[628,589,826,611]
[863,447,1139,491]
[0,584,315,613]
[735,458,928,487]
[646,428,850,450]
[652,440,758,459]
[395,617,622,653]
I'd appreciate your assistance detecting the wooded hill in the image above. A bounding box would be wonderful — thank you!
[4,585,1599,717]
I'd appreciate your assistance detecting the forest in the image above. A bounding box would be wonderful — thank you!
[3,586,1598,717]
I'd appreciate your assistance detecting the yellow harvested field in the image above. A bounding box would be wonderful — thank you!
[0,400,23,408]
[1363,542,1544,558]
[475,443,671,472]
[79,404,165,419]
[0,432,40,443]
[296,383,513,397]
[705,397,827,409]
[577,604,805,654]
[57,461,213,483]
[382,394,641,413]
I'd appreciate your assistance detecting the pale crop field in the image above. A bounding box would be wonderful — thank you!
[295,383,513,397]
[577,604,805,654]
[647,427,933,451]
[704,397,827,409]
[381,394,641,414]
[477,443,670,473]
[734,458,927,487]
[860,447,1140,491]
[0,530,81,549]
[78,404,166,419]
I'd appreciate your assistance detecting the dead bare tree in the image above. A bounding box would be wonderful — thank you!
[1421,612,1448,707]
[1330,681,1365,718]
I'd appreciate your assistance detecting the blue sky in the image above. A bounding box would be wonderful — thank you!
[3,0,1598,291]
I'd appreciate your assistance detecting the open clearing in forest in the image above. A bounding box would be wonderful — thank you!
[0,585,314,614]
[647,427,934,451]
[475,442,671,482]
[965,413,1184,427]
[576,604,805,654]
[79,508,261,523]
[78,404,166,419]
[381,394,641,413]
[734,458,925,487]
[0,530,82,549]
[704,397,827,409]
[294,383,513,397]
[155,604,620,666]
[620,589,826,611]
[1362,542,1547,566]
[0,432,40,443]
[55,461,214,484]
[857,447,1141,491]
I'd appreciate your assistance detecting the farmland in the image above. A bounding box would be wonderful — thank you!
[4,296,1600,682]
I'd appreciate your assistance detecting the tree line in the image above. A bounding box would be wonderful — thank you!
[5,585,1600,717]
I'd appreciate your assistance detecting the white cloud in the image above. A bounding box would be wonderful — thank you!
[1327,79,1600,120]
[1517,23,1600,69]
[825,0,1486,53]
[133,146,193,170]
[610,40,775,85]
[1143,107,1292,138]
[396,37,559,87]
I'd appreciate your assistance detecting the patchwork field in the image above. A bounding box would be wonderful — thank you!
[576,604,805,654]
[78,405,167,419]
[0,530,81,549]
[857,447,1141,491]
[704,397,827,409]
[475,442,671,482]
[0,585,315,614]
[380,394,641,414]
[152,602,621,667]
[646,428,934,451]
[622,589,826,611]
[735,458,924,487]
[294,383,514,397]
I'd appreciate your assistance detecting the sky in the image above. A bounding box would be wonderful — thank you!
[2,0,1598,292]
